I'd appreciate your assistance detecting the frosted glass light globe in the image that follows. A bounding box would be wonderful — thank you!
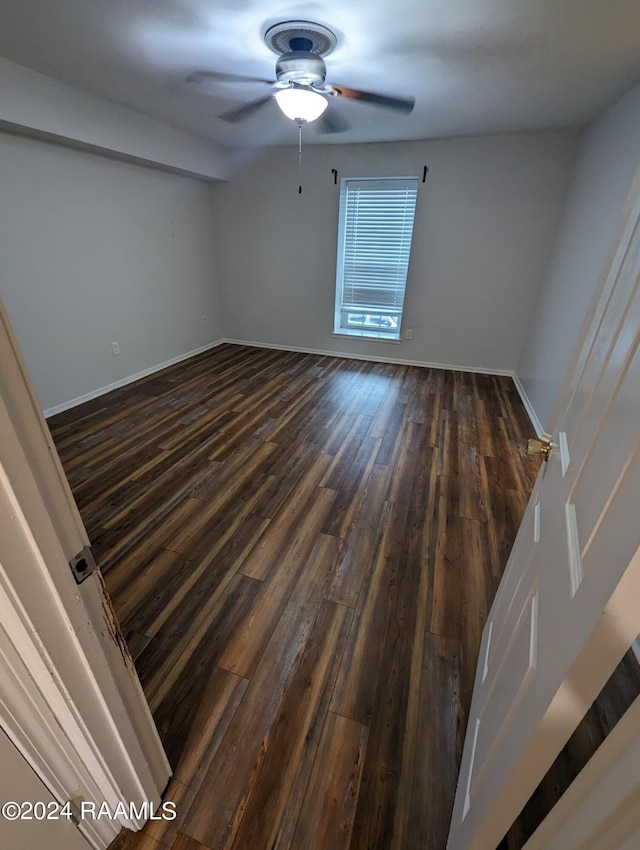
[274,88,328,123]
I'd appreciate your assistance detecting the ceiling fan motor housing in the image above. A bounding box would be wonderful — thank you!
[276,51,327,86]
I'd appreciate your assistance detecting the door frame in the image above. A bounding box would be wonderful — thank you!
[0,299,170,849]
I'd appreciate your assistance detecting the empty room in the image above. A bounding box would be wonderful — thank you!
[1,3,640,850]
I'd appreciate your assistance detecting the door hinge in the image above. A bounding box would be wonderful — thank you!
[69,546,98,584]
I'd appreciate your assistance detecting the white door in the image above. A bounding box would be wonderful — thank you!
[448,173,640,850]
[0,299,170,850]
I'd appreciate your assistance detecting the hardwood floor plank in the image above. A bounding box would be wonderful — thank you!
[390,467,440,849]
[91,441,230,568]
[436,407,459,478]
[173,668,248,788]
[479,467,521,586]
[321,435,382,539]
[329,500,411,726]
[189,438,278,501]
[219,528,341,679]
[320,414,374,490]
[247,439,323,517]
[348,521,425,849]
[367,372,408,440]
[105,548,185,626]
[326,463,392,608]
[387,421,437,510]
[147,574,261,768]
[74,446,175,519]
[403,633,463,850]
[472,384,496,459]
[179,563,329,849]
[107,829,166,850]
[121,482,275,646]
[291,711,369,850]
[456,374,479,445]
[460,518,492,715]
[169,836,209,850]
[161,444,279,554]
[142,670,248,849]
[237,452,334,579]
[227,599,353,850]
[374,405,410,469]
[458,441,485,521]
[428,475,464,640]
[123,630,153,661]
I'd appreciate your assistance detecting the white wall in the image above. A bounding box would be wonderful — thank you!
[211,133,577,373]
[0,728,91,850]
[0,132,224,413]
[0,57,229,181]
[517,81,640,431]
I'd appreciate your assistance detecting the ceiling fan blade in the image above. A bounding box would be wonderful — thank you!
[316,109,350,134]
[218,95,274,124]
[330,84,415,114]
[187,70,274,86]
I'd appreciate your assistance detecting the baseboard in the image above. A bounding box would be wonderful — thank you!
[222,338,514,377]
[512,373,546,438]
[44,338,225,418]
[44,336,522,418]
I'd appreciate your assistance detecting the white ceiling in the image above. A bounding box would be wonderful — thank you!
[1,0,640,148]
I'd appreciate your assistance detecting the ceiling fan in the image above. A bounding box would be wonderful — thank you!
[187,20,415,133]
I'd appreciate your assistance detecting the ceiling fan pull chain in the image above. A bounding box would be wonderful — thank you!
[298,121,303,194]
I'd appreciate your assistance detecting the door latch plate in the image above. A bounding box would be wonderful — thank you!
[69,546,98,584]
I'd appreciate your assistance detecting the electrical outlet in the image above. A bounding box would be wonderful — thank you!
[111,342,120,355]
[202,315,208,324]
[405,328,413,340]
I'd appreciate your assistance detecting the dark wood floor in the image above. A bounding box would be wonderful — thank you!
[49,344,540,850]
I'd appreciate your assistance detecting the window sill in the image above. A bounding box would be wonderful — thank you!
[332,332,401,345]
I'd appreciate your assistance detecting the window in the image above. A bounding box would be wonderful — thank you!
[334,176,419,340]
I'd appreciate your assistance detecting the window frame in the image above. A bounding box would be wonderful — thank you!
[333,176,419,342]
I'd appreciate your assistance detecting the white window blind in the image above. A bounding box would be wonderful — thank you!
[334,177,418,339]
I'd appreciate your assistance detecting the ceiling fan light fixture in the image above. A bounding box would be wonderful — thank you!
[274,87,328,122]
